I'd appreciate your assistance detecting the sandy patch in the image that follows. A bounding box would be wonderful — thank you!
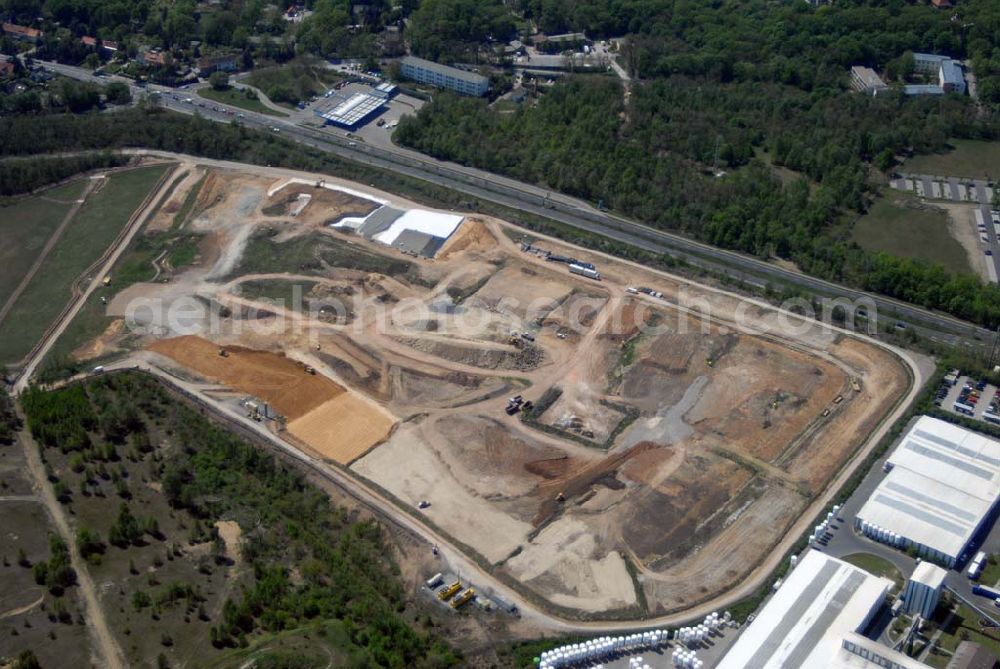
[437,218,497,259]
[214,520,243,564]
[288,392,395,464]
[351,421,532,564]
[505,517,637,612]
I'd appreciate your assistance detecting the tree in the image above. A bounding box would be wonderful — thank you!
[12,650,41,669]
[875,148,895,173]
[208,71,229,90]
[104,82,132,106]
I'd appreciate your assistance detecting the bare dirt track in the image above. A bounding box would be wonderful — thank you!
[64,164,919,621]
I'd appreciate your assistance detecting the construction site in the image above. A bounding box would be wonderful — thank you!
[69,162,916,619]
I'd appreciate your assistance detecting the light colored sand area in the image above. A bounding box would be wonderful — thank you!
[351,421,532,564]
[288,392,395,465]
[214,520,243,563]
[506,517,637,612]
[148,335,344,419]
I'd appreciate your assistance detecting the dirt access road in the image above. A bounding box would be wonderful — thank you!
[18,417,126,668]
[11,162,178,394]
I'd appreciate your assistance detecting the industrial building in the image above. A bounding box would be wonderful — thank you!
[902,561,947,618]
[718,551,893,668]
[314,91,388,128]
[400,56,489,97]
[332,205,465,258]
[907,53,966,95]
[855,416,1000,567]
[851,66,888,95]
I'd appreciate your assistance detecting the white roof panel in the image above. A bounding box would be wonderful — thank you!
[718,551,891,669]
[857,416,1000,559]
[371,209,464,246]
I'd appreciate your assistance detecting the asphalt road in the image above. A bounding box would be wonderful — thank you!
[34,60,998,352]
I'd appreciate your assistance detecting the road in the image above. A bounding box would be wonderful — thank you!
[34,59,997,352]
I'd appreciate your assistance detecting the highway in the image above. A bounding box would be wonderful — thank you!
[32,60,1000,351]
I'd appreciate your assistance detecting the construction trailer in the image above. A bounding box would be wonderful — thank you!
[569,263,601,280]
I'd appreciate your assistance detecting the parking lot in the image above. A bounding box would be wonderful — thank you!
[936,372,1000,425]
[297,78,424,144]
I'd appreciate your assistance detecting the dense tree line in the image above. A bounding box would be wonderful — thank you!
[0,386,19,444]
[0,153,125,196]
[396,77,1000,327]
[520,0,1000,101]
[407,0,515,62]
[21,373,460,667]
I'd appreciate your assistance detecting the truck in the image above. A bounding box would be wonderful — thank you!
[426,573,444,588]
[972,583,1000,600]
[968,554,985,580]
[438,581,462,601]
[451,588,475,609]
[569,263,601,281]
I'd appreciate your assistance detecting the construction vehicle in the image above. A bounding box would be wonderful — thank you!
[304,366,316,375]
[556,492,566,503]
[451,588,475,609]
[102,275,111,286]
[218,348,228,357]
[438,581,462,601]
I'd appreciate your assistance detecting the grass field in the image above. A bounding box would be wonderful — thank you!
[925,603,1000,668]
[231,230,412,279]
[0,165,170,367]
[197,86,287,118]
[840,552,904,589]
[852,194,972,275]
[0,180,88,308]
[904,140,1000,181]
[246,57,341,106]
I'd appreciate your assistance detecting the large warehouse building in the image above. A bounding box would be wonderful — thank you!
[855,416,1000,567]
[718,551,907,668]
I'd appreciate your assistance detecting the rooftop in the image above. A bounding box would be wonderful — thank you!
[911,561,947,590]
[941,59,965,85]
[718,551,892,669]
[856,416,1000,558]
[400,56,488,86]
[315,92,385,127]
[835,633,933,669]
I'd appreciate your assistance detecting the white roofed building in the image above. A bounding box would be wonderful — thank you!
[855,416,1000,567]
[718,551,893,669]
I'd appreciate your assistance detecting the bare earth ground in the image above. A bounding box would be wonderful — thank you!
[938,201,991,282]
[68,167,913,618]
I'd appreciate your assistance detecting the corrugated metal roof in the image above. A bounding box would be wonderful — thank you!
[856,416,1000,559]
[718,552,891,669]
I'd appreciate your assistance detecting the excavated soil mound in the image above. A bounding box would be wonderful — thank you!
[149,335,343,419]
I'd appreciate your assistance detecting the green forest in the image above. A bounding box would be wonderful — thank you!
[20,373,459,667]
[519,0,1000,101]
